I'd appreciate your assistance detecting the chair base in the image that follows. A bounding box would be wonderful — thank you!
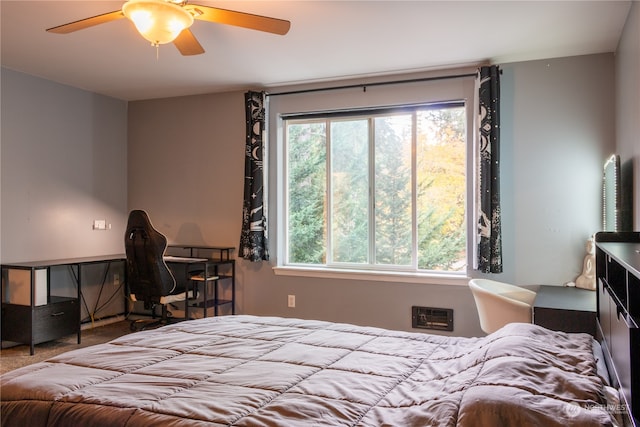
[130,317,166,332]
[128,304,183,332]
[128,290,195,331]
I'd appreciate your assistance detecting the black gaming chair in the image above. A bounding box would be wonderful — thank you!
[124,210,189,330]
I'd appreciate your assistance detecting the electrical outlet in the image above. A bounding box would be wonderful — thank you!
[287,294,296,308]
[93,219,106,230]
[113,273,120,286]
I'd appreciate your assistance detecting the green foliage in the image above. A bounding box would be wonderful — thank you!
[286,105,467,271]
[287,122,326,264]
[331,120,369,263]
[416,108,466,270]
[374,115,412,265]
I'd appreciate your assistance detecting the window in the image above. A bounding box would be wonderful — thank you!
[283,102,467,274]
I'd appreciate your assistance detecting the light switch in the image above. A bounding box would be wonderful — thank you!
[93,219,106,230]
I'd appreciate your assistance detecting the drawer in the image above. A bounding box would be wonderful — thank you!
[33,298,79,344]
[1,303,33,343]
[610,304,631,386]
[608,298,637,425]
[533,306,596,336]
[599,279,612,341]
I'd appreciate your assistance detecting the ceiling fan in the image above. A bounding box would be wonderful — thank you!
[46,0,291,56]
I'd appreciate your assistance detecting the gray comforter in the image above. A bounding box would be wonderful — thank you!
[1,315,615,426]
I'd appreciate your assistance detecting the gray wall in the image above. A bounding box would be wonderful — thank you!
[1,68,128,261]
[498,55,615,284]
[615,2,639,230]
[0,68,128,322]
[127,53,616,337]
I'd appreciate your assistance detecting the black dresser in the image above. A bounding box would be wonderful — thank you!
[595,232,639,427]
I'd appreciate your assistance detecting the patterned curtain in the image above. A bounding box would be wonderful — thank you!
[239,91,269,261]
[476,65,502,273]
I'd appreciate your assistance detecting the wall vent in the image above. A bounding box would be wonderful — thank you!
[412,306,454,331]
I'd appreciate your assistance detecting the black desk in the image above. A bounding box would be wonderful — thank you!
[168,245,234,261]
[1,255,125,355]
[164,246,235,317]
[533,285,597,336]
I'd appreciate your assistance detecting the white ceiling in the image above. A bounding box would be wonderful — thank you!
[0,1,633,101]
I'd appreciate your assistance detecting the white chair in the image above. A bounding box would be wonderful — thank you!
[468,278,537,334]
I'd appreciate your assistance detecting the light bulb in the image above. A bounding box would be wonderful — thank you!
[122,0,194,46]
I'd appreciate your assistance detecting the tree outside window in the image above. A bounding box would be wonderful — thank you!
[285,103,466,273]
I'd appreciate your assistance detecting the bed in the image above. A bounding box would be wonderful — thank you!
[0,315,622,426]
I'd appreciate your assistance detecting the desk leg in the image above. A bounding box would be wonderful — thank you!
[75,265,81,345]
[30,268,37,355]
[203,263,209,318]
[214,264,219,317]
[185,280,190,321]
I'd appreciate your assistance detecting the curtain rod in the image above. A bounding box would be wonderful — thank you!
[266,72,477,97]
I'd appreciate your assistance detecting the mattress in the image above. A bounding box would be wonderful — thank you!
[1,315,617,426]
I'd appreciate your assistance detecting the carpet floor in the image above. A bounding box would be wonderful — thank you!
[0,320,133,375]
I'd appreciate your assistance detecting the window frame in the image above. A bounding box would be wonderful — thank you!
[268,75,477,285]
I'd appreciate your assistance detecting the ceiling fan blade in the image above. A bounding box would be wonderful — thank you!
[46,10,125,34]
[188,5,290,35]
[174,29,205,56]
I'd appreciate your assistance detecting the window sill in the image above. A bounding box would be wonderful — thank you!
[272,266,470,286]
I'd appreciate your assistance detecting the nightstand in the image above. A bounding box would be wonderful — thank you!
[533,285,596,337]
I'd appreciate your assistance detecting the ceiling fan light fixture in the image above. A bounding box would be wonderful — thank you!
[122,0,194,46]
